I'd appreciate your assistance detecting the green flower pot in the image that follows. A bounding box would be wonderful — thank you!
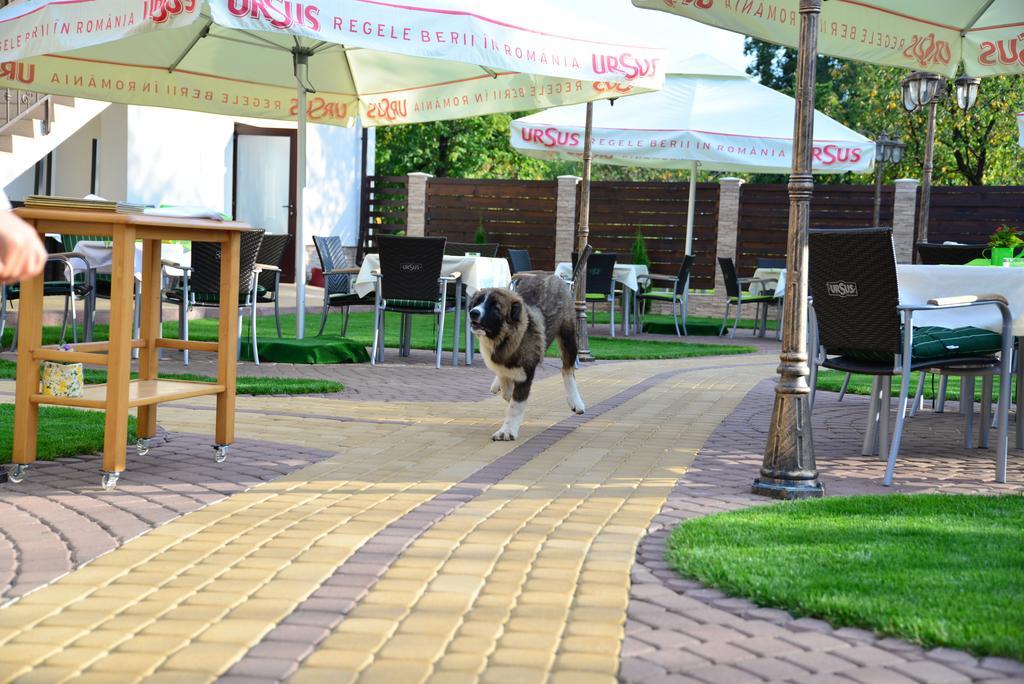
[990,246,1017,265]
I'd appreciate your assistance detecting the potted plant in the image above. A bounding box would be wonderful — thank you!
[988,225,1023,265]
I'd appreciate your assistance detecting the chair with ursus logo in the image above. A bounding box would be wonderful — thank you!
[808,226,1014,486]
[370,235,462,369]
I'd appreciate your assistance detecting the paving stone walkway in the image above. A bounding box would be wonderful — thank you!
[0,350,1020,683]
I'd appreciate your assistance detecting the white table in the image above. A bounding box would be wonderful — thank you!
[750,267,786,297]
[71,241,190,277]
[555,261,649,335]
[354,254,511,298]
[898,264,1024,336]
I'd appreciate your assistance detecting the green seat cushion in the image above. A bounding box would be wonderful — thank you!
[6,281,92,299]
[166,285,266,305]
[837,326,1003,364]
[638,290,679,301]
[384,298,438,310]
[586,293,610,302]
[239,337,369,364]
[729,292,776,303]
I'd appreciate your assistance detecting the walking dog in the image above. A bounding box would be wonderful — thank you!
[468,247,591,440]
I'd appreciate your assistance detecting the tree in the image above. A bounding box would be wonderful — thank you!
[744,38,1024,186]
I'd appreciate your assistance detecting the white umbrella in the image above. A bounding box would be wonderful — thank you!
[511,54,874,256]
[0,0,666,337]
[1018,112,1024,147]
[633,0,1024,77]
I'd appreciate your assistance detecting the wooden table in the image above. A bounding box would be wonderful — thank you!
[11,208,252,490]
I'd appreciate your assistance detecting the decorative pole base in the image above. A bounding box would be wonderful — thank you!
[754,390,824,500]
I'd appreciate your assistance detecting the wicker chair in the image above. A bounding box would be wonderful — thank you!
[507,249,533,275]
[636,254,695,336]
[312,235,371,338]
[809,227,1013,485]
[253,234,291,338]
[163,229,265,366]
[572,252,619,337]
[717,257,779,338]
[445,241,500,257]
[371,236,461,369]
[915,242,987,266]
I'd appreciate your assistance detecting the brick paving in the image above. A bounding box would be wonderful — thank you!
[0,346,1020,682]
[623,378,1024,684]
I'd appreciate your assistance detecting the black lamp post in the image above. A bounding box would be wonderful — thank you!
[901,71,944,252]
[872,132,905,227]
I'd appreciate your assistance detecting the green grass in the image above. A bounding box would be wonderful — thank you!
[13,310,757,363]
[589,310,775,337]
[815,369,1015,402]
[0,360,342,396]
[0,404,137,463]
[666,494,1024,659]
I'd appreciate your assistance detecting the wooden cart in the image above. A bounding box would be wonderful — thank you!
[10,209,252,490]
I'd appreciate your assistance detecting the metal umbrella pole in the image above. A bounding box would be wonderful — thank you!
[293,49,310,339]
[752,0,824,499]
[575,101,595,362]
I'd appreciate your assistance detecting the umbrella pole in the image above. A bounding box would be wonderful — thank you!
[575,101,595,362]
[685,159,697,256]
[294,73,308,339]
[752,0,824,499]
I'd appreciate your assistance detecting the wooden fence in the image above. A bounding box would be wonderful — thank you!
[424,178,560,269]
[927,186,1024,244]
[584,182,720,288]
[735,184,895,276]
[357,175,407,262]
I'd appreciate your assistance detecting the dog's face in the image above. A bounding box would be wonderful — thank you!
[468,289,522,339]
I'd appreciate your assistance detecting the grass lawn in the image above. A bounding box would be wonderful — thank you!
[0,404,137,463]
[589,310,775,337]
[0,360,342,396]
[666,494,1024,659]
[176,311,758,361]
[815,369,1015,403]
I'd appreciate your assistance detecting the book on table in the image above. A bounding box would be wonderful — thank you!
[25,195,147,214]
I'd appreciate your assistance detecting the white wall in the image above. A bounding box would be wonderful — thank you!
[124,108,365,247]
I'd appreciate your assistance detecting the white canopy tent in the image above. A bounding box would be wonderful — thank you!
[511,54,874,256]
[0,0,666,337]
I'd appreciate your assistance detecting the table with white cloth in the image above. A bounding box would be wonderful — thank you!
[867,265,1024,448]
[745,267,786,337]
[554,261,650,335]
[354,254,511,298]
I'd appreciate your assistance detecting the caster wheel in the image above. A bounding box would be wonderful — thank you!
[101,472,120,491]
[136,438,150,456]
[214,445,229,464]
[7,464,27,484]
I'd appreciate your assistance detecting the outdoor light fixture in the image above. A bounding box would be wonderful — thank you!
[901,71,945,112]
[873,132,906,226]
[955,75,982,111]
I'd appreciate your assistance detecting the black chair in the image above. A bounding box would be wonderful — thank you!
[636,254,695,336]
[445,241,500,257]
[1,250,94,349]
[371,236,461,368]
[717,257,779,338]
[253,234,291,338]
[164,229,265,365]
[809,227,1013,485]
[572,251,619,337]
[756,257,788,269]
[915,242,987,266]
[312,235,372,338]
[507,249,533,274]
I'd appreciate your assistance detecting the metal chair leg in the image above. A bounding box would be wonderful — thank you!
[370,307,381,366]
[250,301,259,366]
[837,372,852,402]
[862,376,882,456]
[935,375,948,412]
[963,376,976,449]
[980,374,993,449]
[317,295,330,336]
[609,292,616,338]
[59,295,70,344]
[909,371,926,416]
[731,301,742,339]
[672,295,681,337]
[274,296,282,338]
[719,301,730,337]
[341,308,350,337]
[435,307,445,370]
[884,370,915,485]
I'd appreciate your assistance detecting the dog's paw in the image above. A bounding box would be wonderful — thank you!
[568,398,586,415]
[489,377,501,395]
[502,387,513,402]
[491,426,518,441]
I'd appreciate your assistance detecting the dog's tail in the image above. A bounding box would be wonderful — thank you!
[570,244,594,292]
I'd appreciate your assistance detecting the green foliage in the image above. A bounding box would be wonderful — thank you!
[744,38,1024,186]
[474,220,488,245]
[667,494,1024,659]
[989,225,1023,249]
[630,229,650,267]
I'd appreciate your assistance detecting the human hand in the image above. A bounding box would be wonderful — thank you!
[0,211,46,283]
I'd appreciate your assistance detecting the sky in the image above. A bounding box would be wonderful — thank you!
[559,0,749,72]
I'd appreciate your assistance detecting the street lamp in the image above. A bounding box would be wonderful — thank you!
[901,71,944,253]
[955,75,981,111]
[872,132,905,226]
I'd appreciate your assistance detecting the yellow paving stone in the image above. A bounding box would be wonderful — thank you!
[85,650,165,674]
[319,631,389,653]
[396,613,463,637]
[377,634,450,661]
[549,671,617,684]
[426,672,478,684]
[67,630,133,651]
[140,672,214,684]
[336,618,400,636]
[434,652,488,675]
[49,672,127,684]
[489,648,555,669]
[478,665,548,684]
[302,648,373,670]
[194,619,273,645]
[356,659,433,684]
[289,667,357,684]
[12,665,78,683]
[116,634,190,655]
[553,652,619,673]
[160,642,247,673]
[223,599,295,622]
[0,644,59,665]
[344,605,407,621]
